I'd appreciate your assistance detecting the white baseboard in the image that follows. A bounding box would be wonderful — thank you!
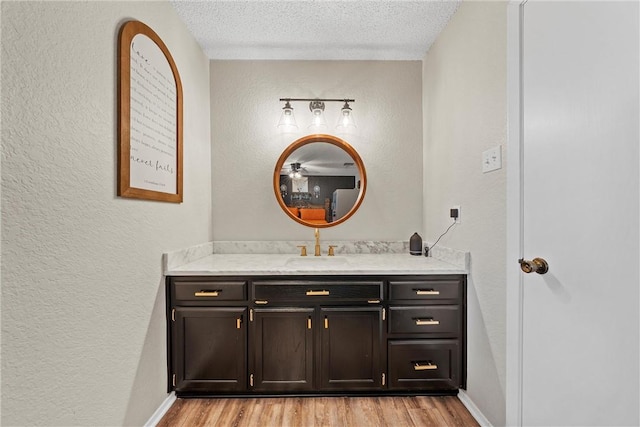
[458,390,493,427]
[144,392,176,427]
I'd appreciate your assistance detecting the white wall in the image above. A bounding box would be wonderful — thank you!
[210,61,424,242]
[422,2,507,425]
[1,2,211,425]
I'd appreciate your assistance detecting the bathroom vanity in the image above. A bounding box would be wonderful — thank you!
[165,253,467,397]
[164,133,467,396]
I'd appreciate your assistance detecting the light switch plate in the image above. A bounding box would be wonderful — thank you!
[482,145,502,173]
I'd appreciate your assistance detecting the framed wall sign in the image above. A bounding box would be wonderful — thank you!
[118,20,183,202]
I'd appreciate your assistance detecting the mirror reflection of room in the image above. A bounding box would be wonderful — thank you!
[279,142,361,225]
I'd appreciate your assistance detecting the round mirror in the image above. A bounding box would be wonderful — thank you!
[273,134,367,228]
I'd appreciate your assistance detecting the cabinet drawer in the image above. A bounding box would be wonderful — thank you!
[388,339,460,390]
[173,280,247,302]
[389,278,461,301]
[388,306,460,335]
[253,281,383,302]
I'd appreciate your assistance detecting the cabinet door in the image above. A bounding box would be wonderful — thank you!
[251,308,314,391]
[173,307,247,392]
[319,307,383,390]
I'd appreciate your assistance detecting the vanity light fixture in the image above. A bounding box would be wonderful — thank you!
[278,98,356,130]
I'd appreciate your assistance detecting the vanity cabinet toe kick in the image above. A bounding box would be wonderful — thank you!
[166,274,466,396]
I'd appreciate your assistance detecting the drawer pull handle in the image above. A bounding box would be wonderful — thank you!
[306,290,330,296]
[415,289,440,296]
[255,300,269,305]
[414,362,438,371]
[415,319,440,326]
[194,290,219,297]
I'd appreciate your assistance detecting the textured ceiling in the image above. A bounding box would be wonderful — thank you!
[170,1,462,60]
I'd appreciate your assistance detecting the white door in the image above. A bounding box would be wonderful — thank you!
[519,1,639,425]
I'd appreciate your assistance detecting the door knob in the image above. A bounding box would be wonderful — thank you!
[518,257,549,274]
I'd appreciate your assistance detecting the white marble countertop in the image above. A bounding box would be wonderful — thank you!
[165,253,465,276]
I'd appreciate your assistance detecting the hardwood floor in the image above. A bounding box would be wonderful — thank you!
[157,396,479,427]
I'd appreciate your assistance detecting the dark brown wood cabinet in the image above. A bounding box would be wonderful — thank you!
[250,308,314,391]
[167,274,465,396]
[172,307,247,392]
[388,339,460,390]
[386,275,466,391]
[320,307,383,390]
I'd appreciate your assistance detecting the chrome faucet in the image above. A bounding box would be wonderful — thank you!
[314,228,321,256]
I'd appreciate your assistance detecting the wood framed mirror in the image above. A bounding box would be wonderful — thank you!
[273,134,366,228]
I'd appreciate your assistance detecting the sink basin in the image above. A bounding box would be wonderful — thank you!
[285,256,350,267]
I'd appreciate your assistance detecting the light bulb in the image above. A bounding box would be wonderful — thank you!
[277,101,298,129]
[308,100,327,129]
[336,102,356,129]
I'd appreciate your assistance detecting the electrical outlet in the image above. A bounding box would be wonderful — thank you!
[450,205,461,223]
[482,145,502,173]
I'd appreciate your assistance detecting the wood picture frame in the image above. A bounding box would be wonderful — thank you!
[117,20,183,203]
